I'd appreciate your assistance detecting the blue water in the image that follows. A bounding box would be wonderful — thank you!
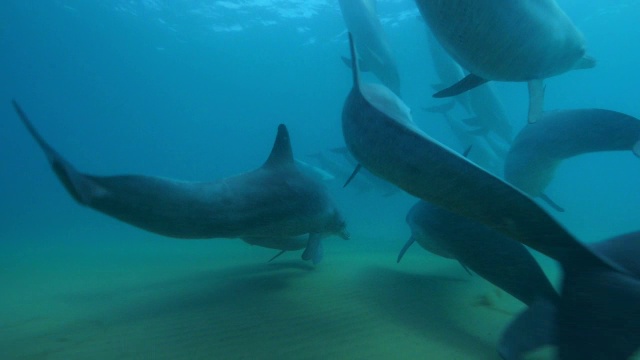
[1,1,639,358]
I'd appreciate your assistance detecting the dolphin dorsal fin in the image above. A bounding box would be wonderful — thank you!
[263,124,294,168]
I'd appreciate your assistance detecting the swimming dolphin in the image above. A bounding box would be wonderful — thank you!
[415,0,596,123]
[342,33,640,358]
[465,82,513,144]
[398,200,559,340]
[338,0,401,95]
[504,109,640,208]
[12,100,349,264]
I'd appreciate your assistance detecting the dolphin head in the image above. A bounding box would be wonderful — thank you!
[326,209,350,240]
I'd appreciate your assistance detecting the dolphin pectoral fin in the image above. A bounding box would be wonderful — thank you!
[343,163,362,188]
[458,261,473,276]
[633,140,640,158]
[574,54,596,70]
[527,80,545,124]
[268,250,287,262]
[462,145,473,158]
[397,236,416,263]
[540,193,565,212]
[433,74,488,98]
[498,297,557,360]
[302,233,324,265]
[11,100,92,205]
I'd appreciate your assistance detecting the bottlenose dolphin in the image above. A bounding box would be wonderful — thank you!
[12,100,349,264]
[415,0,596,122]
[338,0,401,95]
[465,82,513,144]
[504,109,640,206]
[342,33,640,358]
[398,200,559,340]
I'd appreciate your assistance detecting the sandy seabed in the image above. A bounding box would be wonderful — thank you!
[0,227,563,360]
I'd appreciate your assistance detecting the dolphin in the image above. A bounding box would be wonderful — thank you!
[338,0,401,95]
[329,146,400,197]
[465,82,513,144]
[342,33,640,358]
[398,199,559,322]
[504,109,640,206]
[415,0,596,123]
[12,100,349,264]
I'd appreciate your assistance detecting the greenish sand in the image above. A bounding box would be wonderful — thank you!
[0,231,564,360]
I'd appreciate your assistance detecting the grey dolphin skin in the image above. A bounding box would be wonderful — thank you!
[399,200,559,359]
[12,100,349,264]
[338,0,401,95]
[342,33,640,358]
[415,0,595,123]
[505,109,640,202]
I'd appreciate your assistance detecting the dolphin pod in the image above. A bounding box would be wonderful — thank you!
[12,100,349,264]
[505,108,640,203]
[415,0,596,123]
[342,33,640,358]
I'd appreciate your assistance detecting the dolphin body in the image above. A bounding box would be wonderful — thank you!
[12,100,349,264]
[338,0,401,95]
[505,108,640,200]
[341,33,640,358]
[414,0,595,123]
[399,200,560,359]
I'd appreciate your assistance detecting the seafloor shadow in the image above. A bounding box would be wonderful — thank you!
[357,265,500,359]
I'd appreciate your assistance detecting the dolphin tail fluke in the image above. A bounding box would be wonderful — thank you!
[302,233,324,265]
[11,100,92,205]
[268,250,287,262]
[397,236,416,263]
[433,73,488,98]
[540,193,565,213]
[498,297,557,360]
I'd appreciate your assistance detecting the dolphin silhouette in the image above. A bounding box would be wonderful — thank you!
[505,108,640,204]
[415,0,595,123]
[341,33,640,358]
[12,100,349,264]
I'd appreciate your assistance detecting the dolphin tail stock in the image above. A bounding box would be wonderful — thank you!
[498,297,557,360]
[397,236,416,263]
[540,193,565,213]
[301,233,324,265]
[433,73,488,98]
[11,100,93,205]
[268,250,287,262]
